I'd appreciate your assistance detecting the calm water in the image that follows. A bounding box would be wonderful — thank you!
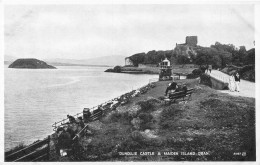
[4,65,157,151]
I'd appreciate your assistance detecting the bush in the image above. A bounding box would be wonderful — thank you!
[192,68,202,75]
[109,111,133,124]
[160,104,184,129]
[200,73,212,87]
[138,113,153,123]
[186,73,200,79]
[118,137,142,152]
[137,99,157,113]
[240,65,255,82]
[113,66,121,73]
[137,113,154,130]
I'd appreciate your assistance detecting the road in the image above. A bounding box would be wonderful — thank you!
[207,70,255,98]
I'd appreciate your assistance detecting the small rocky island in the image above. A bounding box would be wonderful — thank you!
[8,58,56,69]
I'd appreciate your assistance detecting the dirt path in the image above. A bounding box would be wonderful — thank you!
[209,70,255,98]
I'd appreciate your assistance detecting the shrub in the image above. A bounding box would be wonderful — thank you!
[137,98,161,113]
[186,73,199,79]
[137,112,154,130]
[200,73,212,87]
[137,100,154,113]
[192,68,202,75]
[113,66,122,73]
[138,113,153,124]
[109,111,133,124]
[159,104,184,129]
[118,137,142,152]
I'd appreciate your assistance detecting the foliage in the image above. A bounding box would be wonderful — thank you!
[129,53,146,66]
[129,50,173,66]
[109,111,133,124]
[113,66,122,73]
[176,55,191,64]
[160,104,184,129]
[127,41,254,70]
[244,48,255,65]
[200,73,212,87]
[192,68,202,75]
[136,98,159,113]
[194,47,223,68]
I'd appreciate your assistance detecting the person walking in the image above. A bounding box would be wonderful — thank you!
[234,72,240,92]
[228,74,235,92]
[208,65,212,74]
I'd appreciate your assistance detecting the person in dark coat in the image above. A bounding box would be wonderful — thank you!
[83,108,91,123]
[77,116,85,128]
[174,84,182,92]
[66,127,76,139]
[182,83,188,93]
[56,127,72,156]
[165,81,177,96]
[67,115,76,123]
[208,65,212,73]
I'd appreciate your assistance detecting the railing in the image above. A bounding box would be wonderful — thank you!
[52,78,158,131]
[5,136,50,162]
[6,78,159,162]
[206,71,229,83]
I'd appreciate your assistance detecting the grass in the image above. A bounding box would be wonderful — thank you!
[74,79,255,161]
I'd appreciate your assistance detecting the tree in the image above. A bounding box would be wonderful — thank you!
[113,66,121,73]
[244,48,255,65]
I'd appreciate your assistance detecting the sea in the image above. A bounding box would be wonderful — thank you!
[4,65,158,151]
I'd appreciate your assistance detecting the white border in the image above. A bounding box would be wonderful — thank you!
[0,0,259,165]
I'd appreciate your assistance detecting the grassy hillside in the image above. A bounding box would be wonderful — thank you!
[72,79,255,161]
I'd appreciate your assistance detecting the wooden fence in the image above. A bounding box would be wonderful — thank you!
[5,136,50,162]
[5,79,158,162]
[52,79,158,131]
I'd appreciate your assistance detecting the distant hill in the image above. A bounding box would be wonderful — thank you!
[45,55,126,67]
[9,58,56,69]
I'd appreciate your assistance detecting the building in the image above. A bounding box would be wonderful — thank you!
[160,58,170,69]
[176,36,198,47]
[125,57,134,66]
[159,58,172,81]
[185,36,198,47]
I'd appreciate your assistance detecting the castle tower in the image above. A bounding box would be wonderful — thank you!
[185,36,198,47]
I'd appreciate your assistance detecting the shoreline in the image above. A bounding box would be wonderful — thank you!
[5,77,255,161]
[5,80,157,154]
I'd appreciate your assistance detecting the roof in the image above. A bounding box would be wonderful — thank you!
[162,58,170,62]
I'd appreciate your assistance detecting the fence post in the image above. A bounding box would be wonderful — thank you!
[47,135,50,161]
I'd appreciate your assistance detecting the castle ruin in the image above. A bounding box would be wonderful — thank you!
[185,36,198,47]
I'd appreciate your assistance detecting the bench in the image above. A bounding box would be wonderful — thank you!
[164,88,194,104]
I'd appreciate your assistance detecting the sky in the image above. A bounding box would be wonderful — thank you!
[4,4,255,60]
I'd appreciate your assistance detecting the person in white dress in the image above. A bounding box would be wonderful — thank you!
[229,74,235,92]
